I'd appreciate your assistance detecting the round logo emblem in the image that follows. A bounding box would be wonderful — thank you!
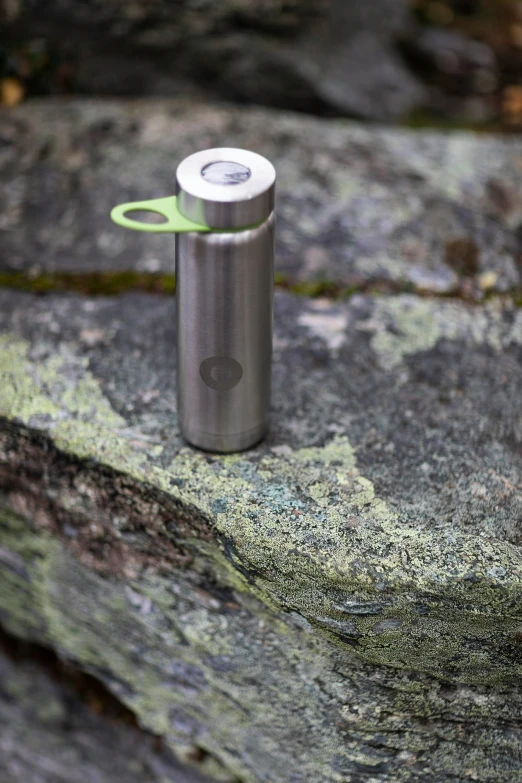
[199,357,243,391]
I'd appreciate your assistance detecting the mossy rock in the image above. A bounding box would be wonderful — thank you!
[1,99,521,298]
[0,639,214,783]
[1,288,522,781]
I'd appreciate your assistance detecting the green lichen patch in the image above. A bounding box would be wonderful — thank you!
[365,296,522,370]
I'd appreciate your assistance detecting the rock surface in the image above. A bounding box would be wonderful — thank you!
[1,286,522,781]
[1,0,422,120]
[1,99,522,296]
[0,641,213,783]
[293,0,425,121]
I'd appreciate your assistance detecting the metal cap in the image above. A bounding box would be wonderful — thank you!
[176,148,276,230]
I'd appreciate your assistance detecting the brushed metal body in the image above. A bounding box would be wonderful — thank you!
[176,214,275,452]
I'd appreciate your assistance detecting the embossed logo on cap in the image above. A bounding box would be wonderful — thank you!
[200,357,243,391]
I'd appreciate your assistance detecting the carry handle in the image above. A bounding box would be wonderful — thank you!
[110,196,210,234]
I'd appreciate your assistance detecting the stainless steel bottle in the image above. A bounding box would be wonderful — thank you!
[111,148,276,453]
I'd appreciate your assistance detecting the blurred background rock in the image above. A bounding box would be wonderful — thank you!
[0,0,522,128]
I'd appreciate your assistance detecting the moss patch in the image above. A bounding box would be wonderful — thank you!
[0,271,177,297]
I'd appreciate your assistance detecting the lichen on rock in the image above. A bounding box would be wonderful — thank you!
[2,285,522,780]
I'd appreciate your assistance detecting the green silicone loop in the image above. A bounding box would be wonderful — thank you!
[110,196,210,233]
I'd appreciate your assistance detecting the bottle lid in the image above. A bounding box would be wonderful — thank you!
[176,148,276,229]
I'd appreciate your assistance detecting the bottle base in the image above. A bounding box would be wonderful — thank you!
[180,423,268,454]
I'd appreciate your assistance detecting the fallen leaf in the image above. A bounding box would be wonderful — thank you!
[1,78,24,107]
[503,85,522,124]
